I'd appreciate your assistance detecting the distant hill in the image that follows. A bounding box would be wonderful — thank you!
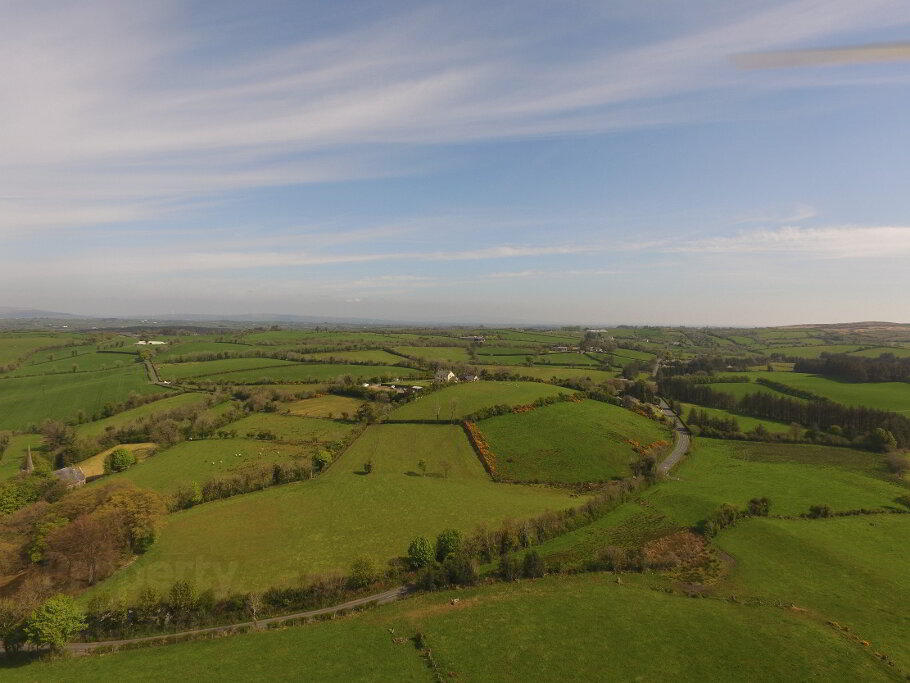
[0,306,81,319]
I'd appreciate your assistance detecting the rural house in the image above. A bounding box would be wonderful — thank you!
[435,369,457,382]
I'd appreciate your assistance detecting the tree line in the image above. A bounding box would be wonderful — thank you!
[658,375,910,449]
[794,353,910,383]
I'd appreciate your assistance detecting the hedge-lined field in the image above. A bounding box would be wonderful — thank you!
[0,366,166,430]
[643,439,907,525]
[478,399,670,483]
[731,371,910,412]
[286,394,365,418]
[92,438,315,496]
[223,413,353,443]
[75,392,210,438]
[194,363,421,384]
[390,381,574,420]
[13,573,895,682]
[87,424,577,597]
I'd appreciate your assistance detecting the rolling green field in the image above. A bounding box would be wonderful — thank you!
[478,399,670,483]
[732,371,910,412]
[153,341,251,360]
[849,346,910,358]
[195,363,421,384]
[643,439,907,526]
[764,344,864,358]
[0,366,166,431]
[88,424,578,597]
[391,346,471,363]
[0,334,70,366]
[705,380,801,401]
[484,365,617,382]
[74,392,211,438]
[93,438,315,496]
[4,349,139,377]
[611,348,657,362]
[534,352,600,366]
[390,381,574,420]
[224,413,353,443]
[474,345,536,356]
[286,394,365,418]
[157,358,300,380]
[678,401,792,434]
[717,515,910,672]
[19,573,897,682]
[298,349,404,364]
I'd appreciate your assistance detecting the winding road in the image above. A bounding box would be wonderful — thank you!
[60,587,410,655]
[657,398,690,475]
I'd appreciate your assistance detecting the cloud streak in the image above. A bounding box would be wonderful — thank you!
[2,0,908,232]
[672,225,910,258]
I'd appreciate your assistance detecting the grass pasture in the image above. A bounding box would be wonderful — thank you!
[93,438,314,496]
[391,346,471,363]
[485,365,617,382]
[0,366,166,431]
[157,358,300,381]
[478,399,670,483]
[224,413,353,443]
[89,424,578,597]
[733,371,910,413]
[6,350,139,377]
[390,381,574,421]
[763,344,864,358]
[194,363,421,384]
[717,515,910,672]
[678,402,791,434]
[644,439,908,526]
[11,572,896,682]
[535,352,600,366]
[74,392,211,439]
[285,394,365,418]
[849,346,910,358]
[0,334,69,366]
[298,349,403,364]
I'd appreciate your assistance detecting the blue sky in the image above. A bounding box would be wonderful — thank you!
[2,0,910,325]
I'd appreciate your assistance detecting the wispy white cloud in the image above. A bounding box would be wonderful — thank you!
[672,225,910,258]
[2,0,908,232]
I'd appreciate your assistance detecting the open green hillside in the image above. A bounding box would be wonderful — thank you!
[0,366,166,430]
[87,424,578,598]
[223,413,353,443]
[644,439,908,525]
[9,574,897,682]
[731,371,910,413]
[478,399,670,483]
[74,392,211,438]
[486,365,616,382]
[91,438,318,496]
[390,381,573,420]
[717,515,910,671]
[191,363,421,384]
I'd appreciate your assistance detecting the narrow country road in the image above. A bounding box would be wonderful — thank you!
[657,398,690,475]
[58,586,410,654]
[143,358,163,384]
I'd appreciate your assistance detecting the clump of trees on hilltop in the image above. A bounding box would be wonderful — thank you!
[795,353,910,383]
